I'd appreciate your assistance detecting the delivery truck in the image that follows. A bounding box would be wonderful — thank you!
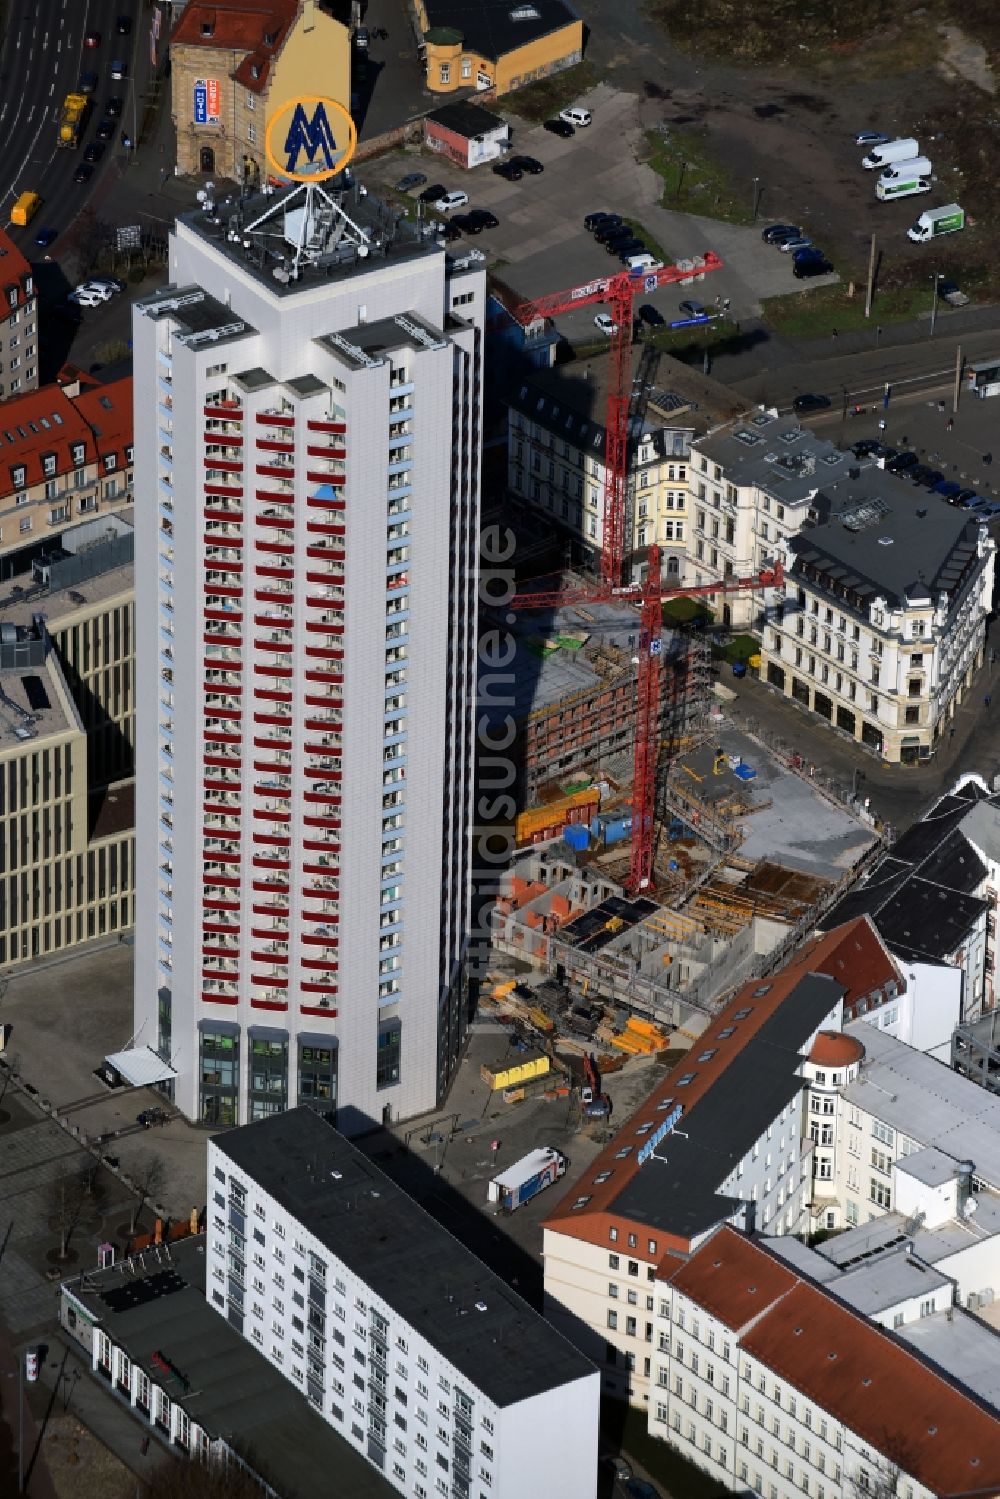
[878,155,931,183]
[57,93,88,148]
[876,172,930,202]
[862,137,919,169]
[11,191,40,226]
[908,204,966,242]
[487,1146,567,1213]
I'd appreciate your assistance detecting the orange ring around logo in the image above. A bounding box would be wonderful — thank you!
[264,96,357,184]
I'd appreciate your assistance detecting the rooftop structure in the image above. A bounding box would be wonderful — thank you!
[416,0,583,96]
[696,411,853,512]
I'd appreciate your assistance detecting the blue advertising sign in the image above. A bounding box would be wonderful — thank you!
[194,81,207,125]
[637,1104,684,1165]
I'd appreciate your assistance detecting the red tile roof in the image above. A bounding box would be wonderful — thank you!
[543,917,900,1254]
[668,1227,1000,1492]
[172,0,298,91]
[809,1030,865,1068]
[0,226,33,312]
[0,375,132,498]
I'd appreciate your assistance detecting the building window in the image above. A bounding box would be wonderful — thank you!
[376,1020,401,1089]
[439,64,450,83]
[298,1041,338,1110]
[461,58,472,78]
[199,1027,239,1126]
[249,1036,288,1120]
[247,122,256,144]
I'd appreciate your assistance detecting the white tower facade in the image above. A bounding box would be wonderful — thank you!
[133,185,483,1130]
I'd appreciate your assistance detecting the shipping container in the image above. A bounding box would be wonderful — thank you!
[480,1052,551,1091]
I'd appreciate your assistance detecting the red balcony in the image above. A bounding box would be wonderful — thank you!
[205,730,241,746]
[206,457,243,473]
[204,630,242,648]
[203,402,243,420]
[254,638,293,654]
[252,855,290,871]
[302,931,339,947]
[304,694,342,710]
[203,920,240,934]
[204,505,244,523]
[254,781,290,799]
[255,488,295,503]
[258,514,294,531]
[204,428,243,446]
[203,942,240,960]
[203,534,244,552]
[203,895,241,910]
[253,712,292,728]
[302,861,339,877]
[306,618,342,634]
[305,765,340,780]
[201,991,239,1006]
[253,733,291,750]
[253,902,289,917]
[253,827,290,844]
[301,906,339,921]
[205,582,243,598]
[203,557,243,574]
[256,462,295,479]
[252,882,288,898]
[256,538,295,556]
[256,688,293,703]
[257,411,295,428]
[256,564,294,581]
[305,667,343,682]
[305,648,344,663]
[255,587,294,605]
[254,760,290,777]
[204,482,244,496]
[253,807,290,823]
[306,470,346,486]
[304,834,340,851]
[303,812,340,827]
[252,948,288,965]
[204,777,242,794]
[307,494,346,512]
[258,437,295,453]
[203,683,243,699]
[307,418,346,434]
[251,973,288,988]
[307,444,346,460]
[251,999,289,1012]
[255,664,293,679]
[307,521,345,536]
[302,956,338,970]
[202,966,239,983]
[304,792,341,807]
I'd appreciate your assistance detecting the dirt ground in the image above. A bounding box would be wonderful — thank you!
[42,1416,133,1499]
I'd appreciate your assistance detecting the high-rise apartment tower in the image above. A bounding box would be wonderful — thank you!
[133,182,483,1130]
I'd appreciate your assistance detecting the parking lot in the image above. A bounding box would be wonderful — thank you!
[362,83,838,340]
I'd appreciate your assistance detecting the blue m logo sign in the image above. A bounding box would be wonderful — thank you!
[283,101,342,176]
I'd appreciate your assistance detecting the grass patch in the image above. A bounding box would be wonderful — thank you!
[714,632,759,663]
[663,596,714,626]
[642,0,941,66]
[642,127,752,225]
[761,282,932,337]
[620,217,671,265]
[506,60,601,123]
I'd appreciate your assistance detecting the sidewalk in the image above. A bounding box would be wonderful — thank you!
[34,1335,163,1487]
[0,1325,57,1499]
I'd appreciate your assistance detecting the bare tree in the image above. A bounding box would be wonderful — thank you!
[140,1453,279,1498]
[130,1151,167,1234]
[847,1451,908,1499]
[0,1051,20,1108]
[48,1171,87,1260]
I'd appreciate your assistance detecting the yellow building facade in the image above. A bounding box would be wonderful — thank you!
[417,0,583,96]
[170,0,351,181]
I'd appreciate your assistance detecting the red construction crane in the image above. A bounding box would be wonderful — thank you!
[512,552,784,892]
[512,251,724,589]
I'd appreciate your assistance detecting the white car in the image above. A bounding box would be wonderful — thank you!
[87,276,125,294]
[594,312,618,335]
[68,288,108,308]
[74,281,114,300]
[432,190,469,213]
[560,107,592,128]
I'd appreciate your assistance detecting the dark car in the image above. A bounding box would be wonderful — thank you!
[511,154,543,174]
[851,438,882,459]
[585,211,618,231]
[762,223,801,243]
[543,118,574,137]
[73,163,93,185]
[84,28,101,47]
[116,14,132,33]
[793,245,827,262]
[106,95,124,117]
[932,479,962,500]
[910,466,944,488]
[951,487,978,507]
[96,118,115,141]
[34,227,58,248]
[608,237,643,257]
[792,392,831,415]
[83,140,105,163]
[638,304,666,327]
[886,451,919,474]
[418,182,446,202]
[79,70,98,94]
[624,1481,662,1499]
[793,258,833,279]
[451,213,483,235]
[395,171,427,192]
[466,208,499,229]
[595,220,631,243]
[492,160,522,181]
[437,220,462,241]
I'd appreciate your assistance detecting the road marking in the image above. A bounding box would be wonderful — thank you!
[48,82,54,96]
[26,106,34,123]
[43,32,49,48]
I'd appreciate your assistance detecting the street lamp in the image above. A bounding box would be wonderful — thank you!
[3,1360,24,1493]
[752,177,761,223]
[929,273,945,338]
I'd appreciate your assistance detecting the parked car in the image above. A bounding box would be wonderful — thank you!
[851,439,883,459]
[679,299,707,317]
[34,227,58,248]
[931,480,963,499]
[510,154,543,174]
[793,392,831,414]
[594,312,618,335]
[960,492,988,509]
[436,220,462,241]
[779,236,813,253]
[452,213,484,235]
[492,160,522,181]
[886,451,919,474]
[432,190,468,212]
[465,208,499,229]
[68,288,105,307]
[96,118,115,141]
[73,282,114,301]
[624,1482,662,1499]
[559,106,592,127]
[354,25,369,49]
[88,276,126,293]
[543,118,574,137]
[418,182,446,203]
[793,245,827,262]
[910,466,943,488]
[83,140,105,162]
[608,237,643,257]
[974,500,1000,518]
[794,257,833,279]
[761,223,801,243]
[638,304,666,327]
[855,130,891,147]
[951,488,979,506]
[602,1456,633,1481]
[585,211,619,231]
[73,163,93,185]
[595,221,632,243]
[395,172,427,192]
[84,29,101,47]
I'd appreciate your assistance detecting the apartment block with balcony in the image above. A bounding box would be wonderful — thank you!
[0,373,133,571]
[208,1108,600,1499]
[760,472,995,763]
[0,227,38,399]
[133,182,483,1132]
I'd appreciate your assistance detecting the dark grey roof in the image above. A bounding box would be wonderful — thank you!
[423,0,579,59]
[427,102,507,138]
[790,470,985,610]
[821,784,991,960]
[214,1109,595,1407]
[610,973,844,1239]
[507,369,694,457]
[65,1238,395,1499]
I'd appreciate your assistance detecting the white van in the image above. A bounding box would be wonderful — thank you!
[625,252,663,272]
[559,107,592,128]
[862,137,918,169]
[879,155,931,183]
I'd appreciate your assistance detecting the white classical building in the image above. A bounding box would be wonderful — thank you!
[650,1224,1000,1498]
[132,183,484,1130]
[208,1108,600,1499]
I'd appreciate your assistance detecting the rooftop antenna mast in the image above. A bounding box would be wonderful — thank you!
[242,175,372,281]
